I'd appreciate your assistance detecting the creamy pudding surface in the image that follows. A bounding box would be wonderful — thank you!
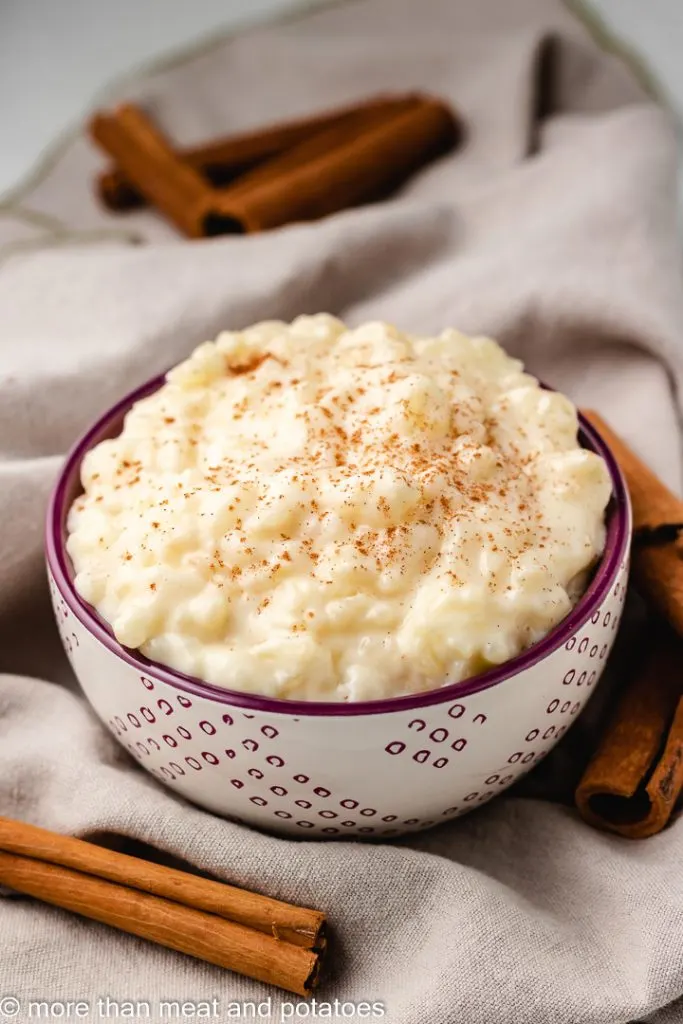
[67,316,611,701]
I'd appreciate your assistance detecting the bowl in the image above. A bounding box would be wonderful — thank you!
[46,374,631,838]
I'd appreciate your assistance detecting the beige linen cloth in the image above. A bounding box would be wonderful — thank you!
[2,0,683,1021]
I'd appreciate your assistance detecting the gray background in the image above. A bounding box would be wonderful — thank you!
[0,0,682,198]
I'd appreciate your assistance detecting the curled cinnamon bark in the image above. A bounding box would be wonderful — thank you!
[90,97,459,237]
[97,95,423,210]
[575,411,683,838]
[0,852,321,995]
[575,624,683,838]
[0,817,327,994]
[207,97,459,234]
[583,410,683,637]
[90,105,226,238]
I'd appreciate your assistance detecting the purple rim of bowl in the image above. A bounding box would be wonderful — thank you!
[46,373,631,717]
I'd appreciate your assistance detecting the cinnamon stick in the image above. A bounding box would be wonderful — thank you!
[575,624,683,838]
[208,97,459,234]
[0,816,325,949]
[573,410,683,838]
[98,95,423,210]
[583,410,683,638]
[0,851,321,995]
[90,105,227,239]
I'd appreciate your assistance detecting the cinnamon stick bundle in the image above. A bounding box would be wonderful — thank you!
[0,817,326,994]
[90,96,458,238]
[575,624,683,838]
[98,94,422,210]
[574,411,683,838]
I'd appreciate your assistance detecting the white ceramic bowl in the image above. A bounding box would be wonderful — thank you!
[46,375,631,838]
